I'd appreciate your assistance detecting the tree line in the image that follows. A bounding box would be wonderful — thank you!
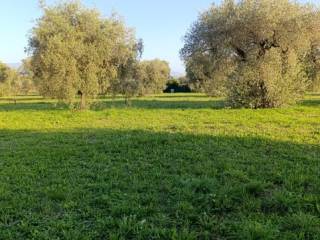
[1,0,320,109]
[27,1,172,109]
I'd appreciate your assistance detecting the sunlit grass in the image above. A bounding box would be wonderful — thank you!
[0,94,319,239]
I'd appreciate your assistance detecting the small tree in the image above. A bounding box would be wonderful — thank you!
[109,39,143,105]
[135,59,171,95]
[8,69,21,104]
[0,64,23,103]
[0,62,10,97]
[18,59,36,95]
[110,78,139,106]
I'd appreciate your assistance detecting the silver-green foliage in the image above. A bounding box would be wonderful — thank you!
[28,1,140,109]
[135,59,171,95]
[181,0,320,108]
[0,62,21,98]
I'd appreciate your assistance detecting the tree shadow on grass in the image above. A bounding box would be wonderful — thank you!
[299,99,320,107]
[0,102,60,112]
[298,93,320,107]
[154,94,208,99]
[0,96,44,102]
[1,94,319,112]
[0,128,319,239]
[0,98,226,112]
[95,99,226,110]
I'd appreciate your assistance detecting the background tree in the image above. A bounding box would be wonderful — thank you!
[304,45,320,92]
[0,62,21,102]
[0,62,10,96]
[135,59,171,95]
[18,59,36,95]
[181,0,320,108]
[0,62,9,82]
[108,39,143,105]
[7,69,21,104]
[28,1,140,109]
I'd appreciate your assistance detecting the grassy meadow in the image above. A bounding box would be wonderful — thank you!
[0,93,320,239]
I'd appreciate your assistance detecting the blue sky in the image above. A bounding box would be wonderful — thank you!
[0,0,218,75]
[0,0,317,75]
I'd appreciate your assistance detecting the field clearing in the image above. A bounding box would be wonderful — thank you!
[0,93,320,239]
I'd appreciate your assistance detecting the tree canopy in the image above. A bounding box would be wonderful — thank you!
[135,59,171,95]
[181,0,320,108]
[0,62,9,84]
[28,1,141,109]
[0,62,21,99]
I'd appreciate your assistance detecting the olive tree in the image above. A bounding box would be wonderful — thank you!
[135,59,171,95]
[8,70,21,104]
[0,62,10,96]
[0,62,10,83]
[16,59,36,95]
[181,0,320,108]
[0,62,21,102]
[28,1,140,109]
[108,39,143,105]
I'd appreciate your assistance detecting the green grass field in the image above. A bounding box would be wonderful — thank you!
[0,94,319,239]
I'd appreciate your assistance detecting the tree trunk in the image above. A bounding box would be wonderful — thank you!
[80,92,86,110]
[125,96,131,107]
[12,95,17,105]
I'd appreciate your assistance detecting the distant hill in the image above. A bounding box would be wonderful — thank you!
[7,63,21,69]
[171,71,185,78]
